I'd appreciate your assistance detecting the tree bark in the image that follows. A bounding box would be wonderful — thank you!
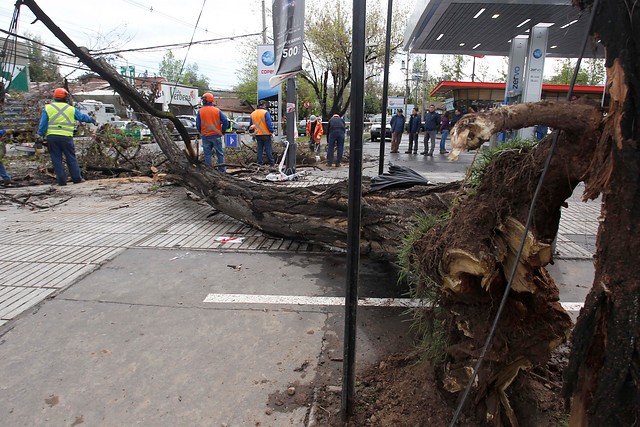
[562,1,640,426]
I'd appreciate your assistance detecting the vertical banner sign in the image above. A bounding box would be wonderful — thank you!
[499,36,527,143]
[504,37,528,105]
[257,45,279,131]
[521,25,549,139]
[522,26,548,103]
[270,0,305,86]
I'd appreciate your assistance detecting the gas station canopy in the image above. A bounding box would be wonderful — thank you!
[404,0,603,58]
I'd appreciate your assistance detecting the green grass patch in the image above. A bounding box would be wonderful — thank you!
[466,137,538,189]
[397,212,453,366]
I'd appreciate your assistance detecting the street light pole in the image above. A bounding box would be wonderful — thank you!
[423,55,428,114]
[404,52,410,115]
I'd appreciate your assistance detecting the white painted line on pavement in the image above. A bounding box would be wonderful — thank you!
[202,293,584,311]
[203,294,421,307]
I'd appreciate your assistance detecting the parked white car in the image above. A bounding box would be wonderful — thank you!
[370,122,392,142]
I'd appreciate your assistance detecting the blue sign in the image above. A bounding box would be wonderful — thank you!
[261,50,275,66]
[225,134,239,148]
[533,49,543,59]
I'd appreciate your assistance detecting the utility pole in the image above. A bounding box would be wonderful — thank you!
[378,0,393,175]
[422,54,428,115]
[471,55,476,82]
[262,0,267,44]
[404,52,410,115]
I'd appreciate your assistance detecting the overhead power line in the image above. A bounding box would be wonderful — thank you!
[0,28,75,56]
[119,0,217,37]
[92,31,262,56]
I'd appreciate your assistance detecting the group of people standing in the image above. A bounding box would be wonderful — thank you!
[195,96,276,171]
[9,92,477,187]
[389,105,463,156]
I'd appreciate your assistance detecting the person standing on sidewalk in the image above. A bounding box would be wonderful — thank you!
[326,114,346,167]
[421,104,440,156]
[0,129,11,185]
[250,100,275,167]
[439,112,450,154]
[196,92,228,172]
[389,109,405,153]
[37,88,96,186]
[405,107,421,154]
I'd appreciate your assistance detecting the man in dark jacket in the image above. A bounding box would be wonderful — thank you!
[421,104,441,156]
[389,109,405,153]
[327,114,346,167]
[450,108,463,127]
[405,107,421,154]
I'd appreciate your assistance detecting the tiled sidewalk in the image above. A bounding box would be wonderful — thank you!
[0,181,329,327]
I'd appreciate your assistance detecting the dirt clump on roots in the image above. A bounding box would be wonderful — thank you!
[310,344,569,426]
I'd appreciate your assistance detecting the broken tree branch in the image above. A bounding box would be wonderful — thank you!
[449,101,603,160]
[20,0,198,163]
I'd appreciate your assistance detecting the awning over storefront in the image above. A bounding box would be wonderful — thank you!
[405,0,603,58]
[430,80,605,112]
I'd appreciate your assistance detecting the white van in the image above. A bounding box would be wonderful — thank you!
[75,100,121,124]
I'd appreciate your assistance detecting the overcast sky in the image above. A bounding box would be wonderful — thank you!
[1,0,270,89]
[1,0,563,92]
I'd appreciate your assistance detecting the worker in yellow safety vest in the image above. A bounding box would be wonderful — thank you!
[37,87,96,186]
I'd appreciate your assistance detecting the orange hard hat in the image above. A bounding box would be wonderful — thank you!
[53,87,69,99]
[201,92,214,103]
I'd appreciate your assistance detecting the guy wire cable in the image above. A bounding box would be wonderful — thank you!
[448,1,601,425]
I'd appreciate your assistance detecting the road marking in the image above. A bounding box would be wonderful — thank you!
[203,293,584,311]
[203,294,421,307]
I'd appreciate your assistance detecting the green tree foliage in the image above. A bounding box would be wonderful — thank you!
[545,58,606,86]
[231,43,258,106]
[25,33,61,82]
[364,78,383,115]
[296,78,317,118]
[583,58,606,85]
[303,0,407,119]
[546,58,588,84]
[439,55,468,81]
[158,50,210,92]
[497,57,508,83]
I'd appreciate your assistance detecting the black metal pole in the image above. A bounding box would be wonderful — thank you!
[285,77,296,175]
[342,0,366,421]
[472,56,476,82]
[378,0,393,176]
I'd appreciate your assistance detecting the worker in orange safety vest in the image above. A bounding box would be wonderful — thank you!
[306,115,323,154]
[196,92,228,172]
[249,99,275,166]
